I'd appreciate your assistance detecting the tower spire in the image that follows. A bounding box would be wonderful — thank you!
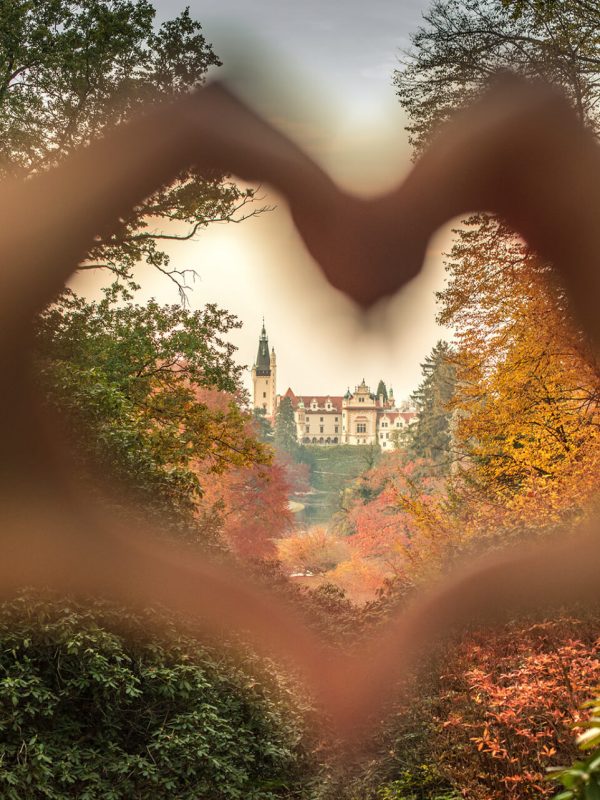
[255,318,271,376]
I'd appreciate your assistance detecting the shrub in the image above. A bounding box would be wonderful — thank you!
[0,594,313,800]
[432,617,600,799]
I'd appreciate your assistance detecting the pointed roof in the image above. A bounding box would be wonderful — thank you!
[255,320,271,376]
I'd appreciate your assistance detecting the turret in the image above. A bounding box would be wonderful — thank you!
[252,320,277,418]
[255,320,271,377]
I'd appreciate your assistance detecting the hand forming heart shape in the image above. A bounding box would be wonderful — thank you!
[0,74,599,741]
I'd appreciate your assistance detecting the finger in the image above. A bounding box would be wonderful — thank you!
[0,82,336,340]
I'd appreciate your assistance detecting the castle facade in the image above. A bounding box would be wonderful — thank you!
[251,324,415,450]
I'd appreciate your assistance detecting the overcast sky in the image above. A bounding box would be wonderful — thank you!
[76,0,456,401]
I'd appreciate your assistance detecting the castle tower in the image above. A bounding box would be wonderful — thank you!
[251,320,277,417]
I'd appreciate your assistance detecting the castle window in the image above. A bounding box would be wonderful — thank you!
[320,426,324,433]
[335,426,338,434]
[320,417,323,422]
[263,392,266,398]
[359,397,365,403]
[335,417,338,422]
[356,423,366,434]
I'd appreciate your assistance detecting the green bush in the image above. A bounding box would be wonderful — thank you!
[549,694,600,800]
[0,594,313,800]
[375,766,460,800]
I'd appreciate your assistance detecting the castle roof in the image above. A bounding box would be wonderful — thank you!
[283,389,343,413]
[255,320,271,376]
[378,410,416,423]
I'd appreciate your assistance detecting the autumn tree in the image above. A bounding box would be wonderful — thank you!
[438,217,600,536]
[402,340,456,472]
[199,458,294,560]
[277,527,348,575]
[0,0,260,295]
[392,0,600,540]
[36,284,270,529]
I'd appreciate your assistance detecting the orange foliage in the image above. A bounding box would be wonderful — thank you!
[324,554,387,603]
[276,526,348,575]
[337,455,451,589]
[191,387,293,559]
[441,216,600,537]
[433,617,600,800]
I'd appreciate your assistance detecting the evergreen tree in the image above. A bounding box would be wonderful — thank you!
[252,408,274,444]
[403,341,456,470]
[376,380,388,404]
[274,396,298,456]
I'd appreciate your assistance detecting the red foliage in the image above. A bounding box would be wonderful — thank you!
[190,387,294,559]
[276,451,311,495]
[432,617,600,799]
[341,455,447,584]
[198,461,293,560]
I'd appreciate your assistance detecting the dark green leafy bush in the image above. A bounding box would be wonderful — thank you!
[0,594,313,800]
[549,694,600,800]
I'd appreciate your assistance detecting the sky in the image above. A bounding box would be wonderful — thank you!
[76,0,456,402]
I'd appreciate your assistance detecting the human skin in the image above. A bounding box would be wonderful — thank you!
[0,74,598,738]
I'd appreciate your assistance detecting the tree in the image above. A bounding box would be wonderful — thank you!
[0,0,260,295]
[273,396,298,457]
[438,216,600,535]
[393,0,600,153]
[253,407,274,444]
[36,284,270,527]
[198,458,294,560]
[392,0,600,540]
[403,340,456,472]
[376,379,389,403]
[276,527,348,575]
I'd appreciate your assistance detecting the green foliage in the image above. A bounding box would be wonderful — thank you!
[35,284,269,525]
[300,445,380,526]
[253,408,274,444]
[376,767,460,800]
[274,396,298,456]
[376,380,389,404]
[0,0,259,293]
[402,341,456,472]
[549,694,600,800]
[0,594,313,800]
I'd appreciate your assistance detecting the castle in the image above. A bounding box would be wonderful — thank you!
[251,323,415,450]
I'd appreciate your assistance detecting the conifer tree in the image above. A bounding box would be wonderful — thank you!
[376,380,388,404]
[274,396,298,456]
[252,408,274,444]
[403,341,456,470]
